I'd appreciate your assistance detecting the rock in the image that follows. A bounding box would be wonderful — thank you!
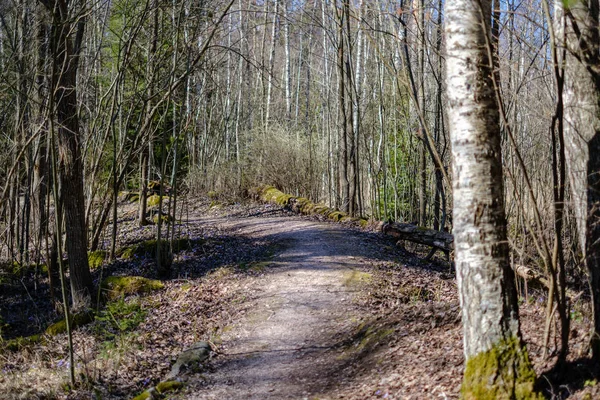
[165,341,213,379]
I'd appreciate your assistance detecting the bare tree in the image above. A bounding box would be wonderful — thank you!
[41,0,93,308]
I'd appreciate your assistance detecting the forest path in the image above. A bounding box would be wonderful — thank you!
[181,215,373,399]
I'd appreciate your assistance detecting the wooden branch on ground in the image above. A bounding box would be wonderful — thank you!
[514,264,582,300]
[381,222,453,252]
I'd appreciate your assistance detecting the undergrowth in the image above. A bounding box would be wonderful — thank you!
[95,297,147,341]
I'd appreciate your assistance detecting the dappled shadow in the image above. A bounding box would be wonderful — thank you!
[197,295,461,398]
[0,209,451,348]
[537,357,600,399]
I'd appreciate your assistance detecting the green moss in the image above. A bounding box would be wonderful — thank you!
[257,186,364,228]
[131,391,150,400]
[152,214,173,224]
[46,312,94,336]
[156,380,184,393]
[314,205,331,215]
[147,194,169,207]
[301,201,316,214]
[88,250,106,270]
[2,334,44,351]
[260,186,294,206]
[1,261,50,277]
[293,197,310,212]
[207,190,219,199]
[336,321,394,361]
[328,211,347,221]
[95,298,146,338]
[343,270,372,288]
[101,276,164,300]
[117,238,199,260]
[461,336,541,400]
[275,193,293,206]
[131,380,185,399]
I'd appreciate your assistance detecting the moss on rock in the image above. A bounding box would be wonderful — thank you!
[261,186,294,206]
[45,312,95,336]
[256,185,370,229]
[328,211,347,221]
[101,276,164,300]
[461,336,541,400]
[301,201,317,214]
[314,205,331,215]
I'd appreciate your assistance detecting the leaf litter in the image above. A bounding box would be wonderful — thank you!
[0,198,599,399]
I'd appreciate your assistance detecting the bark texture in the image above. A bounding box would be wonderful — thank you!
[445,0,538,396]
[44,0,93,307]
[560,0,600,360]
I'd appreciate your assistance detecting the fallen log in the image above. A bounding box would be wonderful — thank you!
[254,185,369,227]
[513,264,582,300]
[381,222,453,252]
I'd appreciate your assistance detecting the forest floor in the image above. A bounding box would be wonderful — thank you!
[1,197,600,399]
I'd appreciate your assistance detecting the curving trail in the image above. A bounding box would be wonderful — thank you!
[182,216,373,399]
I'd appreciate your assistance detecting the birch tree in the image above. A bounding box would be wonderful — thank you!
[445,0,539,396]
[559,0,600,361]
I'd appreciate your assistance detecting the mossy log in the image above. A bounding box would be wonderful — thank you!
[45,311,95,336]
[382,222,454,252]
[256,185,368,227]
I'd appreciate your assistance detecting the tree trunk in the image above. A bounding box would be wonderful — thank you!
[45,0,93,308]
[560,0,600,362]
[445,0,538,396]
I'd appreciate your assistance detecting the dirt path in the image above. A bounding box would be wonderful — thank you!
[181,216,374,399]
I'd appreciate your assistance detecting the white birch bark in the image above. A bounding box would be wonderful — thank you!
[264,0,278,131]
[445,0,538,395]
[283,0,291,120]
